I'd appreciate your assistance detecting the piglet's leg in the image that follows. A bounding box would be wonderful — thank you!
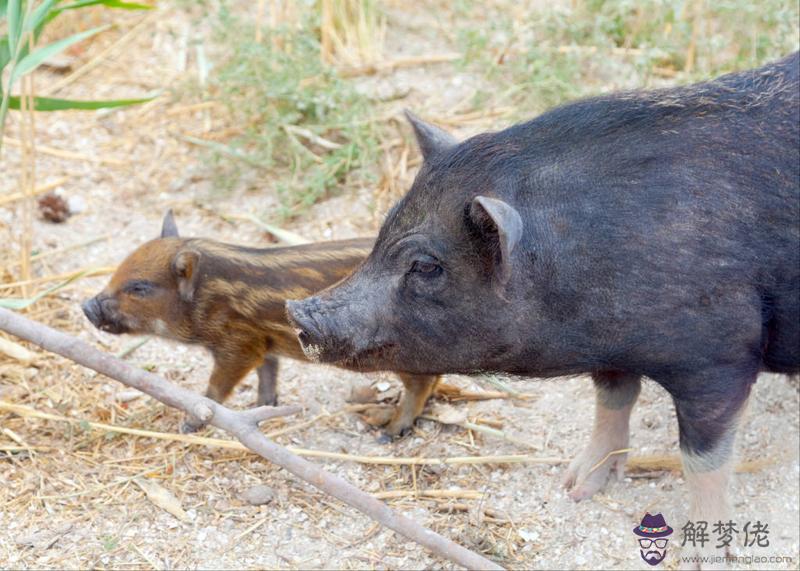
[368,374,440,440]
[256,355,279,407]
[180,351,261,433]
[674,371,753,570]
[563,372,641,501]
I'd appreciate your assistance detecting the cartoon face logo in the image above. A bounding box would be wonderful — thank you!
[633,513,673,566]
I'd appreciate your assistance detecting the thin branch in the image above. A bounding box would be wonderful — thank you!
[0,307,502,571]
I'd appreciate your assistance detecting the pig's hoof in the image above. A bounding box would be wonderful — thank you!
[562,446,627,501]
[360,405,394,428]
[376,427,411,444]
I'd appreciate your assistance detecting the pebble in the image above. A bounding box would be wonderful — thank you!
[67,195,87,214]
[240,484,275,506]
[518,528,539,542]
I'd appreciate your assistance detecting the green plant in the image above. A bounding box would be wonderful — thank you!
[0,0,155,154]
[454,0,799,119]
[204,7,379,219]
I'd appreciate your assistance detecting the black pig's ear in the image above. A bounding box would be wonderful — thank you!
[161,209,179,238]
[469,196,523,286]
[405,110,457,162]
[172,249,200,302]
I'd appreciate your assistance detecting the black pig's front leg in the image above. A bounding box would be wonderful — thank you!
[563,372,641,501]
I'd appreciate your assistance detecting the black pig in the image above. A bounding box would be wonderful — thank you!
[288,52,800,548]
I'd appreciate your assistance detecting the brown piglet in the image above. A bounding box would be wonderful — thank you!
[82,211,440,435]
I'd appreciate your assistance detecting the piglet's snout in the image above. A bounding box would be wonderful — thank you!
[81,296,103,327]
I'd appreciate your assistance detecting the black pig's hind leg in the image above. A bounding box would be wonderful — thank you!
[563,372,641,501]
[673,367,754,567]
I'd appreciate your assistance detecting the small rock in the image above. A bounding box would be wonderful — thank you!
[240,484,275,506]
[641,412,661,429]
[66,195,87,215]
[423,463,447,476]
[518,528,539,542]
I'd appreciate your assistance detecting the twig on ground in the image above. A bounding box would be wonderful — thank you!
[0,307,503,571]
[219,212,310,245]
[0,336,36,364]
[4,138,127,165]
[421,414,539,451]
[0,399,770,474]
[434,382,529,402]
[372,489,482,500]
[0,400,564,466]
[586,448,634,476]
[115,336,152,360]
[339,53,461,77]
[0,177,68,207]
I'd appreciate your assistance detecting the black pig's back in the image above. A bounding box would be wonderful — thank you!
[468,52,799,378]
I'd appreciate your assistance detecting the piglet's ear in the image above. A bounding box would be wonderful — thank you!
[468,196,523,286]
[172,249,200,302]
[405,110,457,162]
[161,209,180,238]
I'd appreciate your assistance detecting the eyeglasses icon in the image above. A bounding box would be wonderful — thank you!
[639,538,669,549]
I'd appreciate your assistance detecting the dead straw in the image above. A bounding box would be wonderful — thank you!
[0,308,503,571]
[0,400,773,474]
[44,12,158,96]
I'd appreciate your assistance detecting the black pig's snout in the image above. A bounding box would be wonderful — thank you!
[286,298,327,357]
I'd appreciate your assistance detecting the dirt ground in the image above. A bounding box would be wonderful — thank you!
[1,2,798,570]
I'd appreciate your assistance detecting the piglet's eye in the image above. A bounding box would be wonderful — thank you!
[124,281,154,297]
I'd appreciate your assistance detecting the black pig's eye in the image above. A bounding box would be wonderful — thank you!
[124,280,155,297]
[410,259,442,278]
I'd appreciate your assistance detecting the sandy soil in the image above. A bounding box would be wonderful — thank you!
[1,2,798,570]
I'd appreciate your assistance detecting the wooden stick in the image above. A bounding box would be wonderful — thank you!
[0,308,502,571]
